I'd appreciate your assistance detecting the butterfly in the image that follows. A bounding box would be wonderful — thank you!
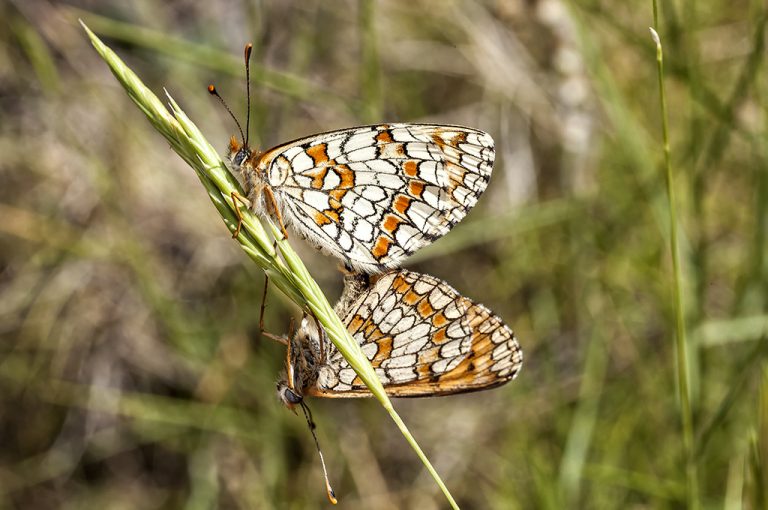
[229,123,495,273]
[273,269,522,503]
[210,45,495,273]
[276,269,523,405]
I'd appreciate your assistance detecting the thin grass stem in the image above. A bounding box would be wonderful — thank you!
[649,24,698,510]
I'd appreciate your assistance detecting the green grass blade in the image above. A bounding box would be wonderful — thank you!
[649,24,698,509]
[69,7,352,110]
[80,20,460,509]
[696,336,768,458]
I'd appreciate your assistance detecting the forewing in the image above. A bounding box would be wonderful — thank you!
[307,270,522,398]
[257,124,495,273]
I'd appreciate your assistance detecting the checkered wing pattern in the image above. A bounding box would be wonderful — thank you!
[307,270,523,397]
[255,124,494,273]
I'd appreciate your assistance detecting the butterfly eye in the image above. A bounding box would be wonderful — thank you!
[277,381,303,406]
[286,389,302,404]
[283,387,303,405]
[233,147,250,167]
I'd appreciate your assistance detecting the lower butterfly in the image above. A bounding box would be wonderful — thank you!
[277,269,523,404]
[272,269,523,504]
[210,45,495,273]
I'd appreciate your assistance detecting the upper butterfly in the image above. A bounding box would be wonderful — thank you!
[212,45,495,273]
[228,123,495,273]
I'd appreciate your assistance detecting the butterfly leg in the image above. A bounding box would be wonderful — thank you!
[258,274,270,334]
[261,331,288,345]
[258,277,289,346]
[261,331,288,346]
[285,315,297,390]
[263,186,289,240]
[229,191,251,238]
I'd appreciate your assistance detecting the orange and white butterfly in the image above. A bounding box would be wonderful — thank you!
[273,270,522,503]
[229,123,495,273]
[212,46,494,273]
[276,269,523,406]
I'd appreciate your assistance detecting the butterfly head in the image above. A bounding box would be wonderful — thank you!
[228,136,251,167]
[276,379,303,411]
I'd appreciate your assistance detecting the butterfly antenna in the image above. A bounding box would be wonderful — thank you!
[244,43,253,147]
[208,84,246,145]
[299,401,338,505]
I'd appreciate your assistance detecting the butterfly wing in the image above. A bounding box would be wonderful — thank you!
[306,270,523,398]
[256,124,495,273]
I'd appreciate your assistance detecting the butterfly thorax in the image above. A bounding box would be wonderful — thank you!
[297,320,344,393]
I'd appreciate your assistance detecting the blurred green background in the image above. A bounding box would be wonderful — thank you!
[1,0,767,508]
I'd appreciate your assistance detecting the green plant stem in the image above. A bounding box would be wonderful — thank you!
[80,20,460,509]
[649,26,698,509]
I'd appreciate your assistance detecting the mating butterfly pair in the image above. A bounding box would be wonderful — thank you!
[230,122,523,399]
[214,44,523,503]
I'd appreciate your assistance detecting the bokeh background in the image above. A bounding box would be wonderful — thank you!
[1,0,766,508]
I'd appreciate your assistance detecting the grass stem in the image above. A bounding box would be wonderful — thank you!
[81,20,460,509]
[649,25,698,509]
